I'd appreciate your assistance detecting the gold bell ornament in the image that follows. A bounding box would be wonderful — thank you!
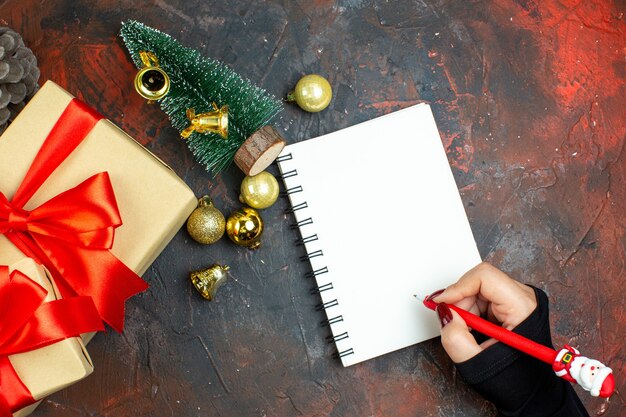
[186,196,226,245]
[181,102,229,139]
[239,171,280,209]
[226,207,264,249]
[190,264,230,301]
[134,51,170,103]
[287,74,332,112]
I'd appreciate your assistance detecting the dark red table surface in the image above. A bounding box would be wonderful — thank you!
[3,1,625,416]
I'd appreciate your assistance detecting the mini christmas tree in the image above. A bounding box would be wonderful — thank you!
[120,20,284,174]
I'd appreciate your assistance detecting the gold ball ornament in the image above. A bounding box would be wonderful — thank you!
[287,74,332,112]
[190,264,230,301]
[186,196,226,245]
[239,171,280,209]
[226,207,264,249]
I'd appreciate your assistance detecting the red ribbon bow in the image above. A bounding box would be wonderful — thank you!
[0,265,104,416]
[0,98,149,332]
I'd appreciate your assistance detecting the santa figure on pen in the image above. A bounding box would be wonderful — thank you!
[553,345,613,397]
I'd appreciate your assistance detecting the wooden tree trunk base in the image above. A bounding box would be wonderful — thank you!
[234,125,286,176]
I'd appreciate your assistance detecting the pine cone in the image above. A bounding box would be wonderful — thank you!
[0,27,40,134]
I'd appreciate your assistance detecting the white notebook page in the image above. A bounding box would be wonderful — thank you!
[278,103,481,366]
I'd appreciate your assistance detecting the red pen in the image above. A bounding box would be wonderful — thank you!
[422,295,615,398]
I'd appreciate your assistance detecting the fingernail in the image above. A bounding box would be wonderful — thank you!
[426,289,445,302]
[436,304,453,328]
[423,289,445,310]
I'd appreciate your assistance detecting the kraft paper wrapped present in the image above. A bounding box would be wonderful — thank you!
[2,258,102,417]
[0,80,197,332]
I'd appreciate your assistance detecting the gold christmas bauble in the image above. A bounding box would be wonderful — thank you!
[239,171,280,209]
[187,196,225,244]
[226,207,264,249]
[190,264,230,301]
[287,74,332,112]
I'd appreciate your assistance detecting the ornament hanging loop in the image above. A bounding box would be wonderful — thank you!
[139,51,159,68]
[134,51,170,103]
[181,102,229,139]
[198,195,214,208]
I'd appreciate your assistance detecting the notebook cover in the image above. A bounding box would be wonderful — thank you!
[277,103,481,366]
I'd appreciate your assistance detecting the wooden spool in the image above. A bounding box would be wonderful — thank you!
[234,125,286,176]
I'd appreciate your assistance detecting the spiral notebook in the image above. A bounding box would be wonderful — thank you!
[277,103,481,366]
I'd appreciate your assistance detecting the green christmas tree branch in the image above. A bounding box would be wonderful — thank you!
[120,20,283,173]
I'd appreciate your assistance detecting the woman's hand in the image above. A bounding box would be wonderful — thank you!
[429,262,537,363]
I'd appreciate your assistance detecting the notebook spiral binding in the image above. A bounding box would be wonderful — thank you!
[305,266,328,279]
[333,348,355,359]
[281,185,303,198]
[310,282,333,294]
[314,299,338,311]
[276,153,293,163]
[285,201,308,214]
[326,332,349,343]
[296,234,318,246]
[320,315,343,327]
[290,217,313,230]
[278,152,355,360]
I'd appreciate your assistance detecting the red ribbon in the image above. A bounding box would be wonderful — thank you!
[0,265,104,416]
[0,99,149,332]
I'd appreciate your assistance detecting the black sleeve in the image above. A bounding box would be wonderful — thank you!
[454,287,590,417]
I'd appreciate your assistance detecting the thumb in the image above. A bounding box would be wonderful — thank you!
[437,304,482,363]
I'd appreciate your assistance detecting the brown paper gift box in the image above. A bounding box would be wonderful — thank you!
[0,80,197,280]
[7,258,94,417]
